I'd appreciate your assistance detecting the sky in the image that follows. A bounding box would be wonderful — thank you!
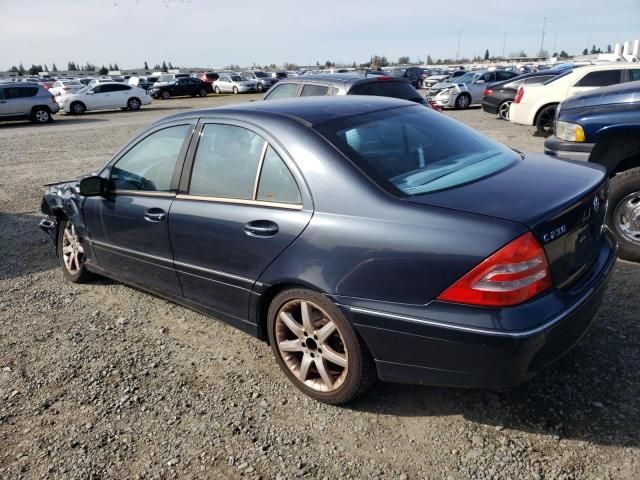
[1,0,639,70]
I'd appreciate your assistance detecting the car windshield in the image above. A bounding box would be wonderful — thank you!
[543,69,573,85]
[316,106,518,196]
[452,72,477,84]
[76,86,90,94]
[230,75,245,81]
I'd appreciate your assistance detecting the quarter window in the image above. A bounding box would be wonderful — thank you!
[110,124,190,191]
[4,87,38,98]
[189,124,265,199]
[627,69,640,82]
[577,70,622,87]
[257,147,301,204]
[264,83,298,100]
[300,84,332,97]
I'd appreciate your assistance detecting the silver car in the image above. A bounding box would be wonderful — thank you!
[0,82,59,123]
[241,71,278,92]
[213,74,257,94]
[427,69,519,109]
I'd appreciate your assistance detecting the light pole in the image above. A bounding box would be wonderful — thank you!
[539,17,548,56]
[456,30,461,63]
[502,32,507,59]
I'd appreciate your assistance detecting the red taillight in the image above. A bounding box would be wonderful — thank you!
[514,86,524,104]
[484,88,493,96]
[437,232,552,307]
[376,76,392,81]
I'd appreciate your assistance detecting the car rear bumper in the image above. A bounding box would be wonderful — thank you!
[341,230,616,388]
[481,97,500,114]
[544,135,595,162]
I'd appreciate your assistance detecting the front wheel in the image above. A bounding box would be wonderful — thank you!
[267,289,375,404]
[536,105,556,137]
[57,218,92,283]
[161,91,170,100]
[70,101,86,115]
[214,86,221,94]
[497,100,512,120]
[608,167,640,261]
[233,86,239,94]
[257,83,264,92]
[127,97,141,111]
[454,93,471,109]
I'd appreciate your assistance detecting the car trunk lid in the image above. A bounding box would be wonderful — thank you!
[407,153,608,289]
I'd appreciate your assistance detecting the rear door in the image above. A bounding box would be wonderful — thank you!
[168,120,312,323]
[568,69,623,96]
[0,87,9,117]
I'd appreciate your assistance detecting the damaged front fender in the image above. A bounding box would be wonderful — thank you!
[40,179,88,245]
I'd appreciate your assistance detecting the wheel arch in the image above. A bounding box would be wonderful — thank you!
[589,127,640,176]
[533,102,558,126]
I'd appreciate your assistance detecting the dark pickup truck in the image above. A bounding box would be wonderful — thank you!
[545,80,640,261]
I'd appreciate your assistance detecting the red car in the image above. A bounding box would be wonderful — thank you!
[194,72,219,93]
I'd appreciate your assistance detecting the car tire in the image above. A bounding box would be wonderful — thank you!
[535,105,556,137]
[57,218,93,283]
[454,93,471,109]
[199,88,207,97]
[267,288,376,405]
[233,86,239,94]
[127,97,141,111]
[257,83,264,93]
[497,100,512,121]
[161,91,170,100]
[214,86,221,94]
[607,167,640,261]
[30,107,52,124]
[70,101,86,115]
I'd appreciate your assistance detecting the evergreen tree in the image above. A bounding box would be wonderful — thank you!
[168,62,174,69]
[559,50,570,58]
[484,49,489,60]
[161,61,168,72]
[607,44,612,53]
[144,61,149,70]
[113,63,119,70]
[99,65,108,75]
[582,48,589,55]
[51,63,58,72]
[44,64,49,72]
[18,63,25,75]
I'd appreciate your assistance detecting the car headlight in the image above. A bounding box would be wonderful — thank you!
[555,121,585,142]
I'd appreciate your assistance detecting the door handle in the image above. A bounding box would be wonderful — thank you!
[244,220,279,237]
[144,208,166,222]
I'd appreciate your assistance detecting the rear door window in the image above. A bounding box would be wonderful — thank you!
[577,70,622,87]
[264,83,299,100]
[626,69,640,82]
[300,84,332,97]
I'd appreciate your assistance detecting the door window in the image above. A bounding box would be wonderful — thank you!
[300,84,332,97]
[577,70,622,87]
[189,124,265,199]
[626,69,640,82]
[256,146,301,204]
[264,83,298,100]
[4,87,38,98]
[110,124,190,192]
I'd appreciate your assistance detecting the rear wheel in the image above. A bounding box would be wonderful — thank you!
[257,83,264,92]
[214,86,221,94]
[497,100,512,120]
[127,97,141,111]
[608,167,640,261]
[454,93,471,109]
[57,218,92,283]
[70,101,86,115]
[161,91,170,100]
[268,288,375,404]
[233,86,239,94]
[199,88,207,97]
[535,105,556,137]
[31,107,52,124]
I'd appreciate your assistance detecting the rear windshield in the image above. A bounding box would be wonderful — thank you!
[205,73,217,79]
[543,70,573,85]
[315,106,518,196]
[348,80,424,104]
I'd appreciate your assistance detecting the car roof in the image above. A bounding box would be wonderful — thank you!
[562,79,640,110]
[154,95,417,128]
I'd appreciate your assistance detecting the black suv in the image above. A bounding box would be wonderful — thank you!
[148,77,207,100]
[388,67,424,88]
[262,73,430,106]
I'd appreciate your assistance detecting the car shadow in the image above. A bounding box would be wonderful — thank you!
[347,261,640,448]
[0,117,107,128]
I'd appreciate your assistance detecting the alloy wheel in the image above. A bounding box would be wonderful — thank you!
[498,101,512,120]
[614,191,640,245]
[275,299,348,393]
[34,109,50,123]
[128,98,140,110]
[62,222,84,274]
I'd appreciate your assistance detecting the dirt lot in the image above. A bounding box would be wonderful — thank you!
[1,94,639,480]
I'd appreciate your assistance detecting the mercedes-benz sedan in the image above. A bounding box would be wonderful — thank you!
[40,97,616,404]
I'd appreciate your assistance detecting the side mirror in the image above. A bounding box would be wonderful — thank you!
[79,176,107,197]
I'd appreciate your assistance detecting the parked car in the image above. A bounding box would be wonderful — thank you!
[57,82,151,114]
[148,77,208,99]
[194,72,220,93]
[387,67,424,88]
[427,68,520,109]
[510,64,640,136]
[241,71,278,92]
[128,76,159,91]
[261,73,433,108]
[423,70,466,89]
[40,96,615,404]
[481,70,565,120]
[88,78,114,87]
[78,77,94,86]
[0,82,59,123]
[544,80,640,260]
[213,74,257,94]
[154,73,191,85]
[49,80,84,97]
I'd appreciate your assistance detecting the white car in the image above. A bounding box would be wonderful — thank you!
[49,80,84,97]
[213,74,257,94]
[509,63,640,135]
[57,82,151,114]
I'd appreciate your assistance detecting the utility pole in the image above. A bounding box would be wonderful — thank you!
[539,16,548,56]
[553,34,558,54]
[502,32,507,58]
[456,30,461,63]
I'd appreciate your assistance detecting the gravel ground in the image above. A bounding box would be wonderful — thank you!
[1,94,639,480]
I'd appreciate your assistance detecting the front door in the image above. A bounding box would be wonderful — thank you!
[168,121,312,323]
[83,122,194,296]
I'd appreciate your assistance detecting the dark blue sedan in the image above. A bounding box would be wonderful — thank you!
[40,96,617,404]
